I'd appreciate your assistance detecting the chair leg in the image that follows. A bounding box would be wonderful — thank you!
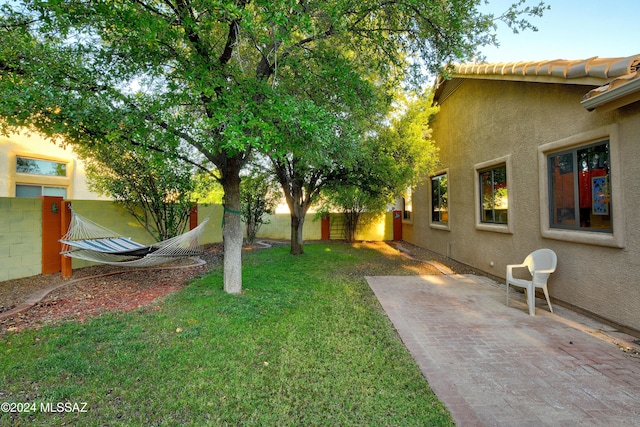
[527,287,535,316]
[506,282,510,306]
[542,286,553,313]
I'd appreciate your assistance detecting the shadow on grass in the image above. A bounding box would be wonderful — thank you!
[0,242,454,426]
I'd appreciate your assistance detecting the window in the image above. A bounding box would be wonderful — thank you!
[431,173,448,225]
[11,154,71,199]
[15,184,67,198]
[16,157,67,177]
[479,164,507,224]
[402,188,412,222]
[474,156,512,234]
[538,125,624,248]
[548,140,611,232]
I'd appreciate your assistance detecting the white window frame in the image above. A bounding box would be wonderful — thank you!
[15,184,67,198]
[538,124,624,248]
[474,155,514,234]
[430,168,450,231]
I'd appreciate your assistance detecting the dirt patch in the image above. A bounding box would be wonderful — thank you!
[0,245,223,334]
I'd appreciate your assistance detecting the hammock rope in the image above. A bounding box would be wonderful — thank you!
[60,211,209,267]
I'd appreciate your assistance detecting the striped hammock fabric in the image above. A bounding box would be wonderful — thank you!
[59,210,208,267]
[60,236,149,255]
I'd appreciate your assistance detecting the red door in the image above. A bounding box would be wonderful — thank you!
[321,215,330,240]
[393,210,402,241]
[41,196,64,274]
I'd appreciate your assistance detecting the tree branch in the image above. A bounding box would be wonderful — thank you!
[133,0,173,20]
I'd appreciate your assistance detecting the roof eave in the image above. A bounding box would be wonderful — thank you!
[453,73,608,87]
[433,74,606,106]
[581,77,640,112]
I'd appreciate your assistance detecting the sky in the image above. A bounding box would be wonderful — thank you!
[477,0,639,63]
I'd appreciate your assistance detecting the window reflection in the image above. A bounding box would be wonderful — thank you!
[16,157,67,177]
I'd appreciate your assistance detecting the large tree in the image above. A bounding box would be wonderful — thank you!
[0,0,546,292]
[267,96,365,254]
[321,90,441,242]
[365,90,441,195]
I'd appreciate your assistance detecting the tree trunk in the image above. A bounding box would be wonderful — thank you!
[290,205,305,255]
[344,210,361,243]
[220,164,243,294]
[271,158,314,256]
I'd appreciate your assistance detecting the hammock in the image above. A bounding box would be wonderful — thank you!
[60,211,209,267]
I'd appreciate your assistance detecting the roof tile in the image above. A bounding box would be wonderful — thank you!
[452,55,640,81]
[436,55,640,111]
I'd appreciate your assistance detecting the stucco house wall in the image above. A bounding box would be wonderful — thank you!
[1,129,108,200]
[405,64,640,334]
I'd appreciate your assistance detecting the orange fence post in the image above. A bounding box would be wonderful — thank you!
[61,201,73,277]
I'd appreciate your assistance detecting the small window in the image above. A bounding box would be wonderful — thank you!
[15,184,67,198]
[16,156,67,177]
[479,164,508,224]
[402,189,412,222]
[548,140,611,232]
[431,173,448,225]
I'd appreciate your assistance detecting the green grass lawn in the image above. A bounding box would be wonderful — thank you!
[0,243,454,426]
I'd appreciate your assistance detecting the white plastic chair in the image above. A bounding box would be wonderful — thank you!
[506,249,557,316]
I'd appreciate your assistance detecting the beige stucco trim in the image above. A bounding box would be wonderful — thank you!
[474,155,514,234]
[429,168,450,231]
[537,124,625,248]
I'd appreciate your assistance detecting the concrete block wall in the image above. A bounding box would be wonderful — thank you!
[257,212,394,241]
[257,213,322,241]
[0,198,42,281]
[326,211,393,241]
[197,204,224,244]
[70,202,225,246]
[0,198,392,282]
[359,212,393,241]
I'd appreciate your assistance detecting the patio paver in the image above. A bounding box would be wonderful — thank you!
[367,274,640,427]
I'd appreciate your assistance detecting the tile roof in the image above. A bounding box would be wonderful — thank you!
[436,55,640,112]
[454,55,639,81]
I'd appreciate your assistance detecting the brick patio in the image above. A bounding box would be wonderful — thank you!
[367,274,640,427]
